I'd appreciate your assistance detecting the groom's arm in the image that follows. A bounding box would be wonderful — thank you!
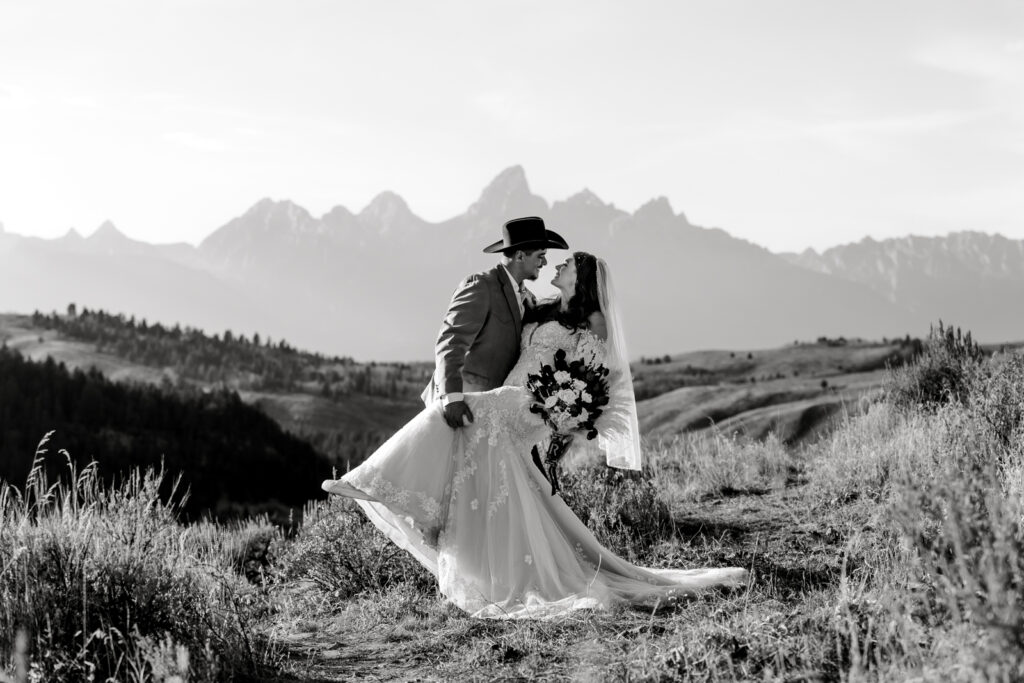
[435,274,489,398]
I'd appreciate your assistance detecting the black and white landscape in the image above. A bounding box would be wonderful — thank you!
[3,165,1020,360]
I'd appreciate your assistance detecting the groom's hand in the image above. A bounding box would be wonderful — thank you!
[443,400,474,429]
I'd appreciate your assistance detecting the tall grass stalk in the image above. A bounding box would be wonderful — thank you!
[0,433,284,682]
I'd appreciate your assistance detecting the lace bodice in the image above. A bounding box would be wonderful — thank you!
[503,321,608,388]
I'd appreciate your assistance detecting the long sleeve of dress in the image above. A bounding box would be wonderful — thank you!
[575,329,642,470]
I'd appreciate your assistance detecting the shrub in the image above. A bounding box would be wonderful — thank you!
[186,517,283,585]
[971,351,1024,450]
[888,321,984,411]
[558,461,672,563]
[278,496,434,599]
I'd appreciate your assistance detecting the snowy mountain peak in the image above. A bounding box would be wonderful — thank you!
[88,220,127,242]
[633,196,676,224]
[359,191,411,218]
[467,165,547,220]
[321,204,355,222]
[484,165,528,196]
[320,204,358,235]
[565,188,607,208]
[242,198,317,234]
[358,191,419,234]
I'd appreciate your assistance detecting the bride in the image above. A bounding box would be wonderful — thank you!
[322,251,748,619]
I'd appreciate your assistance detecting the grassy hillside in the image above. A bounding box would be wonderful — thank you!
[638,369,886,445]
[10,309,1017,461]
[632,337,920,399]
[4,326,1023,680]
[1,312,924,458]
[630,338,915,445]
[1,311,428,467]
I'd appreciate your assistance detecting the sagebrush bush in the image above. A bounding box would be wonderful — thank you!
[888,321,984,411]
[558,461,672,562]
[0,435,282,682]
[971,350,1024,451]
[186,517,283,585]
[278,496,434,599]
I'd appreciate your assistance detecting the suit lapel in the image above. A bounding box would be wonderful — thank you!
[496,266,523,339]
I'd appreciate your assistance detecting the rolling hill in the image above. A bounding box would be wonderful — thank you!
[2,311,939,457]
[632,338,921,445]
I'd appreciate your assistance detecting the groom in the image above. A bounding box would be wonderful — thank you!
[422,216,569,429]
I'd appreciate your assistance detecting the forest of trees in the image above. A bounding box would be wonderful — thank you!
[0,345,332,525]
[34,307,432,399]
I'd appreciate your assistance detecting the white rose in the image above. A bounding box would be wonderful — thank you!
[544,395,558,408]
[572,379,586,391]
[580,391,592,403]
[557,388,578,404]
[553,371,571,384]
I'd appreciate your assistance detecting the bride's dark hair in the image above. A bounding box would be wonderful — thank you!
[525,251,601,331]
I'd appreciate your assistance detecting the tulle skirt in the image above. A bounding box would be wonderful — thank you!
[322,386,747,619]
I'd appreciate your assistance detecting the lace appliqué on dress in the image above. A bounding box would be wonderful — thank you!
[448,387,540,518]
[347,469,443,527]
[504,322,608,389]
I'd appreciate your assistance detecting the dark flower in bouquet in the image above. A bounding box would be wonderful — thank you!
[526,348,610,495]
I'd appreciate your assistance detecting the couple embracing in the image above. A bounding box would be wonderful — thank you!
[323,217,747,619]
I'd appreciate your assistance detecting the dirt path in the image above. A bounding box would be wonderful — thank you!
[275,481,848,681]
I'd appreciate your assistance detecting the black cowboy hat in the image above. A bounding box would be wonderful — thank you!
[483,216,569,254]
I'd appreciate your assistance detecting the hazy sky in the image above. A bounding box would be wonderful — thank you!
[1,0,1021,252]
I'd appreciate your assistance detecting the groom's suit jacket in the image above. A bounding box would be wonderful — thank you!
[421,265,524,405]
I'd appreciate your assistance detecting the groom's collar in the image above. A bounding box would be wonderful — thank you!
[499,264,520,293]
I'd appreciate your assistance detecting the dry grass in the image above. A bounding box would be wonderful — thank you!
[4,344,1024,681]
[0,435,285,682]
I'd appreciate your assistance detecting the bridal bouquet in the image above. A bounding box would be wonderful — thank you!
[526,348,610,495]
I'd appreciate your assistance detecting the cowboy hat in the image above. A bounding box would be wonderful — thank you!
[482,216,569,254]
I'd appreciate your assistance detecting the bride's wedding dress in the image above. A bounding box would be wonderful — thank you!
[322,320,747,619]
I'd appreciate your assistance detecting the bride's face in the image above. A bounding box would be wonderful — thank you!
[551,257,577,293]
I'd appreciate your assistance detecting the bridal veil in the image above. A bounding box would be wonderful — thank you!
[595,258,642,471]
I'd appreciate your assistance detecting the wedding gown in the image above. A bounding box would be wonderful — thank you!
[322,321,747,619]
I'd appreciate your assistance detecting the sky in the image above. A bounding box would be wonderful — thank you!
[0,0,1021,253]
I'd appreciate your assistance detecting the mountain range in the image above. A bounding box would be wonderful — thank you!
[780,234,1024,343]
[1,166,1020,360]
